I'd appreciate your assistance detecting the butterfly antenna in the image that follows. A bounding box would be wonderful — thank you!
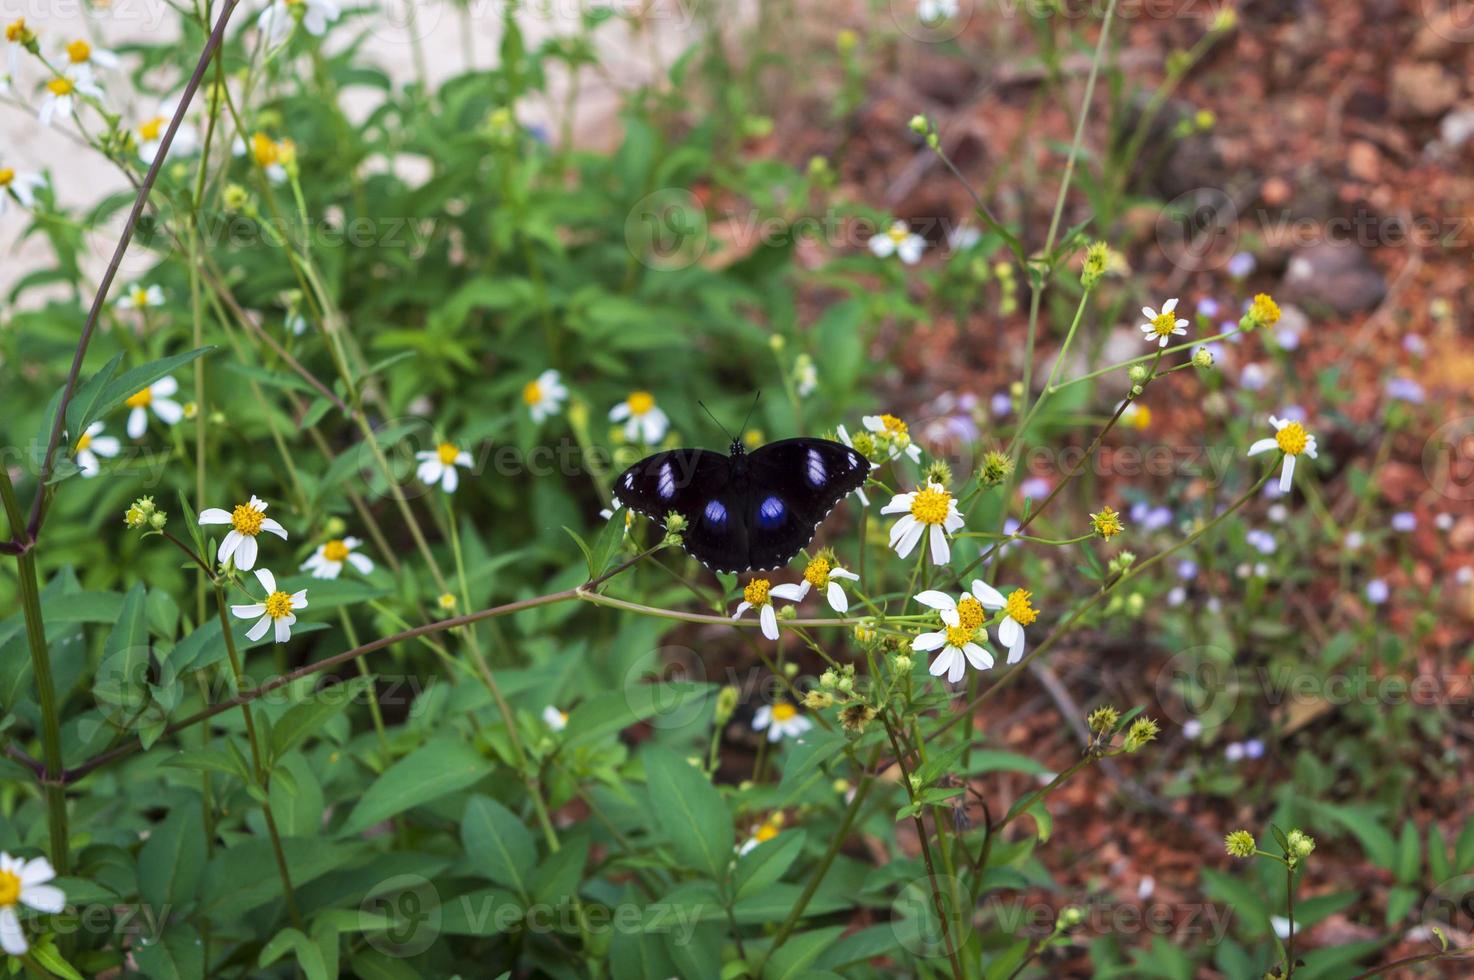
[738,391,761,436]
[697,400,735,442]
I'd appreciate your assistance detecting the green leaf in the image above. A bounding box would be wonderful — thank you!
[462,795,536,896]
[348,950,424,980]
[644,746,732,881]
[92,583,151,727]
[138,803,205,911]
[269,675,375,761]
[610,926,678,980]
[734,830,805,902]
[776,727,847,802]
[816,299,865,392]
[1318,803,1397,869]
[1395,820,1421,884]
[200,838,353,919]
[1455,814,1474,872]
[562,683,711,749]
[762,926,846,980]
[259,928,329,980]
[129,923,204,980]
[341,740,492,835]
[163,742,253,784]
[63,352,123,441]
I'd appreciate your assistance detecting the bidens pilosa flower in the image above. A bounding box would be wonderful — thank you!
[300,536,374,579]
[198,494,288,571]
[862,413,923,464]
[0,853,65,955]
[0,166,44,215]
[1139,297,1188,348]
[415,441,473,493]
[732,577,805,641]
[882,483,964,565]
[609,391,669,445]
[123,375,184,437]
[542,706,569,732]
[972,579,1038,664]
[522,369,568,423]
[117,282,164,310]
[752,701,812,742]
[72,421,120,477]
[868,221,926,265]
[912,590,994,683]
[793,554,860,613]
[231,568,308,643]
[1246,414,1318,493]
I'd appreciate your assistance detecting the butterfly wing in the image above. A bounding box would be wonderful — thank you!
[612,449,750,573]
[740,438,870,570]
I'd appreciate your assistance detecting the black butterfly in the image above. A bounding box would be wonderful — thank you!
[613,437,871,574]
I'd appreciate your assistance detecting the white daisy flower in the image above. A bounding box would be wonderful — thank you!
[1139,298,1189,348]
[0,166,45,215]
[415,441,473,493]
[737,820,782,855]
[794,353,818,398]
[793,554,860,613]
[834,425,875,507]
[198,495,288,571]
[542,705,568,732]
[39,69,103,127]
[117,283,165,310]
[968,579,1038,665]
[609,391,669,445]
[881,483,964,565]
[299,536,373,579]
[0,852,66,955]
[259,0,341,45]
[287,311,308,336]
[233,133,291,184]
[230,568,308,643]
[731,577,806,641]
[123,375,184,437]
[911,589,994,683]
[752,701,812,742]
[72,421,120,477]
[918,0,960,25]
[947,223,981,251]
[61,38,118,73]
[862,413,924,464]
[135,107,199,165]
[5,20,30,85]
[522,369,567,423]
[868,221,926,265]
[1246,415,1318,494]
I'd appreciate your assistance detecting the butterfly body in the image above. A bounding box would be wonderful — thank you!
[614,438,870,574]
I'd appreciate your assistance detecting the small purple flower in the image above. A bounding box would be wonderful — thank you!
[1246,529,1277,554]
[1176,559,1198,580]
[1243,738,1265,760]
[1403,334,1427,356]
[1391,512,1417,533]
[1182,719,1202,739]
[1366,579,1389,604]
[1227,252,1256,278]
[1224,742,1245,762]
[990,391,1013,417]
[1385,378,1426,404]
[1275,326,1301,350]
[1279,405,1308,423]
[1436,513,1454,531]
[1129,502,1173,532]
[1240,363,1268,390]
[1197,297,1221,319]
[1019,477,1050,500]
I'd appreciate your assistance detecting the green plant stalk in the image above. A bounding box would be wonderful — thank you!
[1007,286,1092,457]
[212,584,301,927]
[2,473,69,874]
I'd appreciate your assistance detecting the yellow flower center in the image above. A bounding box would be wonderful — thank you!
[66,39,91,63]
[0,168,13,187]
[1126,404,1152,430]
[1275,422,1308,456]
[944,623,975,648]
[909,486,952,526]
[1151,311,1178,337]
[0,869,19,907]
[322,539,350,562]
[264,590,293,618]
[887,224,909,244]
[522,379,542,405]
[131,287,150,305]
[251,132,279,167]
[626,391,655,416]
[878,414,908,437]
[1004,589,1038,626]
[754,822,780,844]
[125,387,152,408]
[1251,293,1281,326]
[804,557,832,587]
[771,702,797,722]
[138,115,165,141]
[5,19,26,43]
[230,502,265,536]
[436,442,460,465]
[956,596,984,631]
[743,578,771,607]
[437,593,458,610]
[47,77,75,97]
[75,431,93,452]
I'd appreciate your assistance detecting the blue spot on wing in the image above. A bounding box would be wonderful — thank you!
[703,499,728,527]
[757,495,787,529]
